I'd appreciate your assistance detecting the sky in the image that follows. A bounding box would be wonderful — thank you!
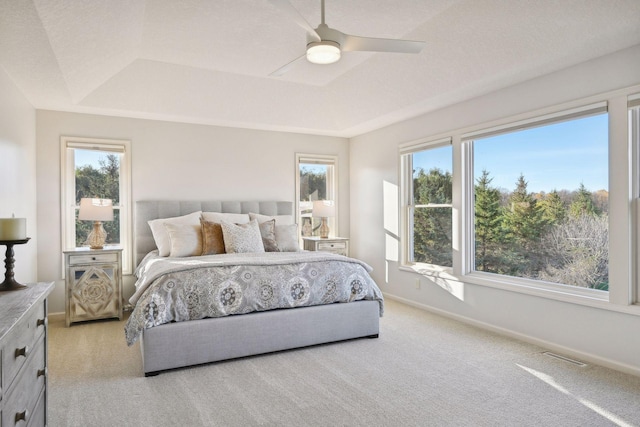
[414,113,609,194]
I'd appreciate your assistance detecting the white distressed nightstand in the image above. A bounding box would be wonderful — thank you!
[64,246,123,327]
[303,237,349,256]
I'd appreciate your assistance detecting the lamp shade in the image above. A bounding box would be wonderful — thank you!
[312,200,335,218]
[78,198,114,221]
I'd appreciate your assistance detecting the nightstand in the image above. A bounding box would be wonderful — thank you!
[303,237,349,256]
[64,247,123,327]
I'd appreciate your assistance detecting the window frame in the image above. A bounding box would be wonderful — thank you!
[398,85,640,313]
[399,137,453,271]
[461,102,610,300]
[60,136,132,274]
[295,153,339,239]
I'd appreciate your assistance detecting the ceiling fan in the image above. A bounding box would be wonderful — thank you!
[269,0,425,76]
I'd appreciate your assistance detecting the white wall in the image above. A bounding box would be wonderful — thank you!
[0,67,37,284]
[36,111,349,313]
[350,44,640,375]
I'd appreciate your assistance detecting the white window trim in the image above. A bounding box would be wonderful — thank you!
[295,153,339,236]
[397,84,640,315]
[399,137,453,272]
[60,136,133,275]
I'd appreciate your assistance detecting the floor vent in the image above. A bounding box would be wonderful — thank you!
[542,351,587,367]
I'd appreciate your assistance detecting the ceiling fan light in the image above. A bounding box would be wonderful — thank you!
[306,41,341,64]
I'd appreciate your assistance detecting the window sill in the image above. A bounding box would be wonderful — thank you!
[399,264,640,317]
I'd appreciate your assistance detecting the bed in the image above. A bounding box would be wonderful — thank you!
[126,200,383,376]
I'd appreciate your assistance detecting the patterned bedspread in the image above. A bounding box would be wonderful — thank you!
[124,251,384,345]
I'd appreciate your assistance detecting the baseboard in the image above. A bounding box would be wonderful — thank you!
[383,292,640,378]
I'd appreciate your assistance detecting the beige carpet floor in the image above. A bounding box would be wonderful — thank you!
[48,299,640,426]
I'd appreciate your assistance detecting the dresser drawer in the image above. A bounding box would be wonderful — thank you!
[27,388,46,427]
[3,335,46,427]
[317,242,347,250]
[68,252,118,265]
[1,302,46,392]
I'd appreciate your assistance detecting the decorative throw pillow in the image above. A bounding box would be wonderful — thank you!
[201,220,225,255]
[201,212,250,224]
[258,219,279,252]
[275,224,301,252]
[148,211,202,257]
[220,219,265,254]
[164,223,203,257]
[249,212,295,225]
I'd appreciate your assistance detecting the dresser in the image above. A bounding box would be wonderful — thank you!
[64,247,123,327]
[303,237,349,256]
[0,282,54,427]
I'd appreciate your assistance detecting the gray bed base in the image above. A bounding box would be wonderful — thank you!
[135,200,380,376]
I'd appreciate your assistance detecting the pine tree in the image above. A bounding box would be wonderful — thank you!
[474,170,503,272]
[539,190,566,225]
[569,183,598,217]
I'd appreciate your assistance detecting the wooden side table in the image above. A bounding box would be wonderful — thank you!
[64,247,122,327]
[303,237,349,256]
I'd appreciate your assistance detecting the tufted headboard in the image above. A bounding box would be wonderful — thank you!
[135,200,293,267]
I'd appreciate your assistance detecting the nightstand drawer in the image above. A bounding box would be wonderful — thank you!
[318,242,347,250]
[68,253,118,265]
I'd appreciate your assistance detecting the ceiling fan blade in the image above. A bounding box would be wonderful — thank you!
[269,53,306,77]
[341,34,425,54]
[268,0,321,42]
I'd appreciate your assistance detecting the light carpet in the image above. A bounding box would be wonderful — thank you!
[48,299,640,427]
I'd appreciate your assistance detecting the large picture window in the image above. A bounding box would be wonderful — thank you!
[400,139,453,268]
[61,137,132,273]
[465,104,609,291]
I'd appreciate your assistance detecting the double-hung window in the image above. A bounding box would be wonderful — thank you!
[61,137,132,274]
[295,153,338,240]
[400,138,453,269]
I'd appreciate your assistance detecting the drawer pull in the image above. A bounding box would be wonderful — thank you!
[15,409,28,423]
[37,367,47,378]
[15,345,29,358]
[92,257,97,261]
[37,317,47,327]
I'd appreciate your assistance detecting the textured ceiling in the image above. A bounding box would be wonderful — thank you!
[2,0,640,137]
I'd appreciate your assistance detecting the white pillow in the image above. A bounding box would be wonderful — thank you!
[201,212,250,224]
[148,211,202,257]
[276,224,301,252]
[220,220,265,254]
[249,212,295,225]
[164,223,202,257]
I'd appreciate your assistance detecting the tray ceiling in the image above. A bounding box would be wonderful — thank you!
[1,0,640,137]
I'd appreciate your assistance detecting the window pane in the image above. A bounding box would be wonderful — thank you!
[299,163,328,237]
[74,149,122,247]
[413,207,452,266]
[473,113,609,290]
[411,145,453,266]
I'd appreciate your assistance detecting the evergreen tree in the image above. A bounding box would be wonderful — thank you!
[539,190,566,225]
[501,174,547,276]
[569,183,598,217]
[474,170,503,272]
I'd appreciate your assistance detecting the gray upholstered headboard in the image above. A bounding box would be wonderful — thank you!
[135,200,293,267]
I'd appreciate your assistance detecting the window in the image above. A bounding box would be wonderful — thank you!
[400,139,453,268]
[630,93,640,303]
[295,154,337,239]
[465,103,609,292]
[61,137,132,273]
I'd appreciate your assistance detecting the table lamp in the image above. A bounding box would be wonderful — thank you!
[78,198,113,249]
[312,200,335,239]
